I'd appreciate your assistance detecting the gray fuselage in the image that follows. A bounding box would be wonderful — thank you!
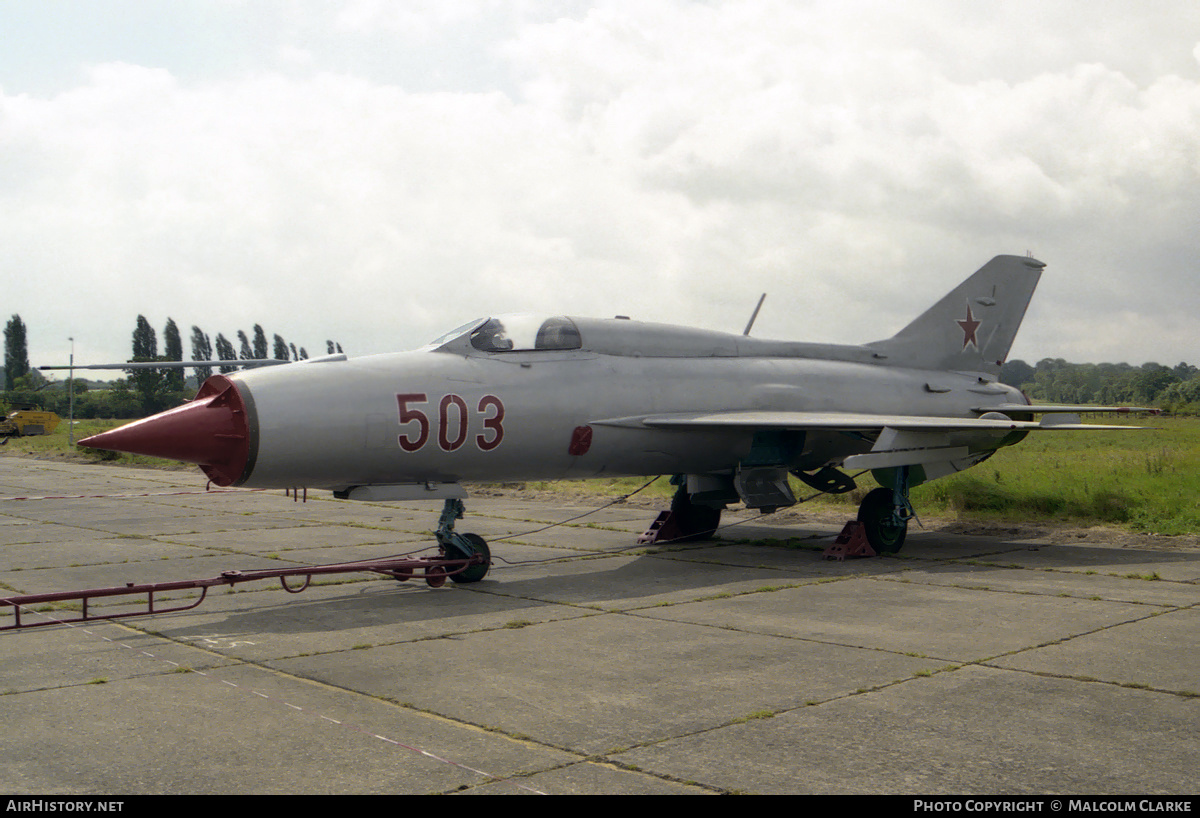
[230,318,1024,491]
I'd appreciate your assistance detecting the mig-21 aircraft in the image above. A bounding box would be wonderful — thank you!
[75,255,1142,581]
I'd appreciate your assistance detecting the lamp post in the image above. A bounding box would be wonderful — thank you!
[68,337,75,447]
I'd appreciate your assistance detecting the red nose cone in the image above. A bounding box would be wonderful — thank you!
[79,375,252,486]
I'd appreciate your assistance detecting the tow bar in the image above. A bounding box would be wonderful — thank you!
[0,551,488,632]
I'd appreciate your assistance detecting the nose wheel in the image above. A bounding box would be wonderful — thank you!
[435,499,491,583]
[444,532,491,583]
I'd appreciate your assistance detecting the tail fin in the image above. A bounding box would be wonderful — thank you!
[866,255,1044,376]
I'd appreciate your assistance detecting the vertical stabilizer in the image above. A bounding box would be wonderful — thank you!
[865,255,1044,376]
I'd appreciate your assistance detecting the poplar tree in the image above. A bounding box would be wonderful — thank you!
[163,318,184,392]
[4,314,29,390]
[130,315,166,412]
[215,333,237,374]
[253,324,268,359]
[132,315,157,360]
[191,326,213,385]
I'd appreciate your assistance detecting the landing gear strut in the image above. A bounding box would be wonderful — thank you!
[856,467,913,553]
[435,498,491,583]
[638,482,723,544]
[668,483,722,541]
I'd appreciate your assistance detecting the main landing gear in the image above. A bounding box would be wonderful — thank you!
[669,486,722,541]
[638,483,723,544]
[855,467,914,553]
[638,466,916,554]
[433,498,491,583]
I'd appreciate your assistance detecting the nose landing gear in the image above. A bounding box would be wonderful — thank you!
[435,499,491,583]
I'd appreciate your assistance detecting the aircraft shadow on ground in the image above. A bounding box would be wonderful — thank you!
[138,527,1198,641]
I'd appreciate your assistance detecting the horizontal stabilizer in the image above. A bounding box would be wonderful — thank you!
[974,403,1156,415]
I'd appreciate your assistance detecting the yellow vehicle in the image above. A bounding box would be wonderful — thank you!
[0,406,61,437]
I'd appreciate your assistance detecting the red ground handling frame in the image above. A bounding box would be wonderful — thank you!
[0,551,488,631]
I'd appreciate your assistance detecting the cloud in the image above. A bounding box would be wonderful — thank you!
[502,3,1200,355]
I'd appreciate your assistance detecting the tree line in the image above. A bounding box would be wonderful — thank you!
[1000,358,1199,413]
[3,313,342,419]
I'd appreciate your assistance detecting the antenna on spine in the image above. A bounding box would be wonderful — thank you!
[743,294,767,336]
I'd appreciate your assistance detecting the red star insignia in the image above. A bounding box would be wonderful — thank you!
[957,303,981,350]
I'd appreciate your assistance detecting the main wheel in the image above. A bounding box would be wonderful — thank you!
[857,487,908,553]
[447,533,491,583]
[670,492,722,542]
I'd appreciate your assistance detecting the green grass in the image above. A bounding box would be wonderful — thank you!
[907,416,1200,534]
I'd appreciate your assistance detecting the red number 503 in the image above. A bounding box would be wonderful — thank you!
[396,393,505,453]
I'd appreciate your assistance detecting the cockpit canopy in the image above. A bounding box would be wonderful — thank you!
[470,316,581,352]
[428,315,582,353]
[428,312,844,360]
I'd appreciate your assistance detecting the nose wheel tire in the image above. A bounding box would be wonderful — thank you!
[446,533,491,583]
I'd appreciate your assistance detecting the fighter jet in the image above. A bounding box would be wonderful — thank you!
[77,255,1141,578]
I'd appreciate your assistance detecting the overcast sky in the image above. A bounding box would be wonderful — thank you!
[3,1,1198,374]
